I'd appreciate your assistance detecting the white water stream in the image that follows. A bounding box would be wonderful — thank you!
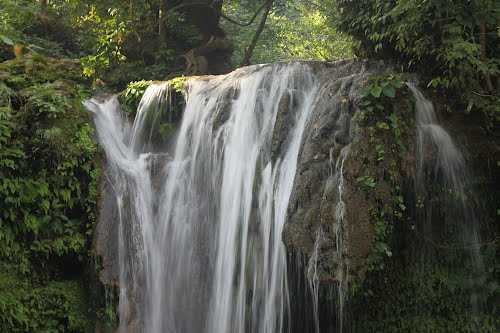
[83,64,484,333]
[86,63,319,333]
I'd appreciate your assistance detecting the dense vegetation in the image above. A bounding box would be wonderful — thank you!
[0,55,98,330]
[335,0,500,127]
[347,74,499,332]
[0,0,498,332]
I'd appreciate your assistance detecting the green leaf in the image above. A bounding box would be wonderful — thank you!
[370,85,382,98]
[361,88,371,98]
[377,122,390,130]
[0,34,14,46]
[382,86,396,98]
[392,80,403,89]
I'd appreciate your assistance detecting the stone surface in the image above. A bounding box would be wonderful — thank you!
[284,59,388,284]
[92,59,394,329]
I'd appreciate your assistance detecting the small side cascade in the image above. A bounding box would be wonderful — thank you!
[130,82,173,154]
[407,83,485,314]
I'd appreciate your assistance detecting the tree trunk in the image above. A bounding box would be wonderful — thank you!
[40,0,48,15]
[240,0,273,67]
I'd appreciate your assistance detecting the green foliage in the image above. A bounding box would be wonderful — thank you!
[22,82,74,117]
[350,72,499,331]
[360,74,404,109]
[0,271,92,332]
[335,0,500,126]
[351,222,500,332]
[74,2,200,85]
[356,175,376,190]
[0,0,86,60]
[0,54,86,89]
[265,2,354,62]
[223,0,354,64]
[0,55,98,331]
[352,257,500,332]
[121,79,153,112]
[366,215,393,272]
[120,76,187,116]
[353,73,414,273]
[168,76,188,93]
[80,7,127,78]
[0,0,37,47]
[2,0,199,85]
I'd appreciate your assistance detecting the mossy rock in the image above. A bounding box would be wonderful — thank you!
[0,54,86,90]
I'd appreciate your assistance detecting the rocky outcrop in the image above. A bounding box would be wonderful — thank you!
[91,59,499,332]
[283,60,390,283]
[92,59,389,328]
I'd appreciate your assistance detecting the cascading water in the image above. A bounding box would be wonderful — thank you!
[85,85,170,331]
[306,144,350,333]
[86,61,486,333]
[408,83,485,314]
[332,146,349,333]
[307,228,323,333]
[87,63,320,333]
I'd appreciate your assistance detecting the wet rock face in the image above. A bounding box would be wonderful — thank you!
[92,59,389,330]
[94,178,120,288]
[284,59,388,284]
[94,154,170,333]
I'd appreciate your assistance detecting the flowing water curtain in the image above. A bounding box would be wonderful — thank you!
[89,63,322,333]
[85,84,175,331]
[179,64,320,333]
[334,145,350,333]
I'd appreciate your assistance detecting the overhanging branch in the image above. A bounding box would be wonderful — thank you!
[164,0,269,28]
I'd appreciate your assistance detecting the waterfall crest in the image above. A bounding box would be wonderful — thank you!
[87,63,320,333]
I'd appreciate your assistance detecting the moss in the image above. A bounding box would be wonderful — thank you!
[341,74,415,282]
[351,255,500,332]
[0,54,87,90]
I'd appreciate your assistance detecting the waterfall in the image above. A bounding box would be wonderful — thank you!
[408,83,485,314]
[85,61,485,332]
[87,63,319,333]
[85,86,167,331]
